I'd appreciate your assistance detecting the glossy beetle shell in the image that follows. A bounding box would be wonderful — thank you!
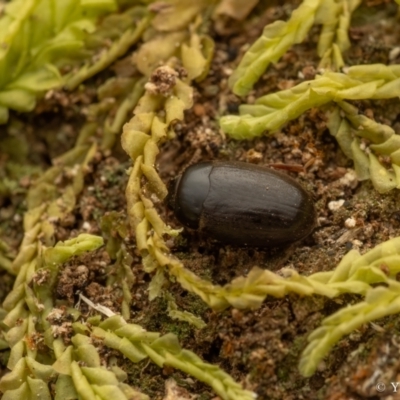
[168,161,316,246]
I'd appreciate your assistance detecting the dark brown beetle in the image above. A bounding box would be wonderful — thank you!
[167,161,316,247]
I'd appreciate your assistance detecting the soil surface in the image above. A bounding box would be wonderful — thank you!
[1,1,400,400]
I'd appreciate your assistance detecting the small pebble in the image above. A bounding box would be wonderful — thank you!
[328,199,345,211]
[246,149,262,163]
[82,221,92,231]
[345,217,356,228]
[389,46,400,61]
[339,170,358,188]
[193,103,206,117]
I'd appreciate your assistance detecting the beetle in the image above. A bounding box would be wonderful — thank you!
[167,161,316,247]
